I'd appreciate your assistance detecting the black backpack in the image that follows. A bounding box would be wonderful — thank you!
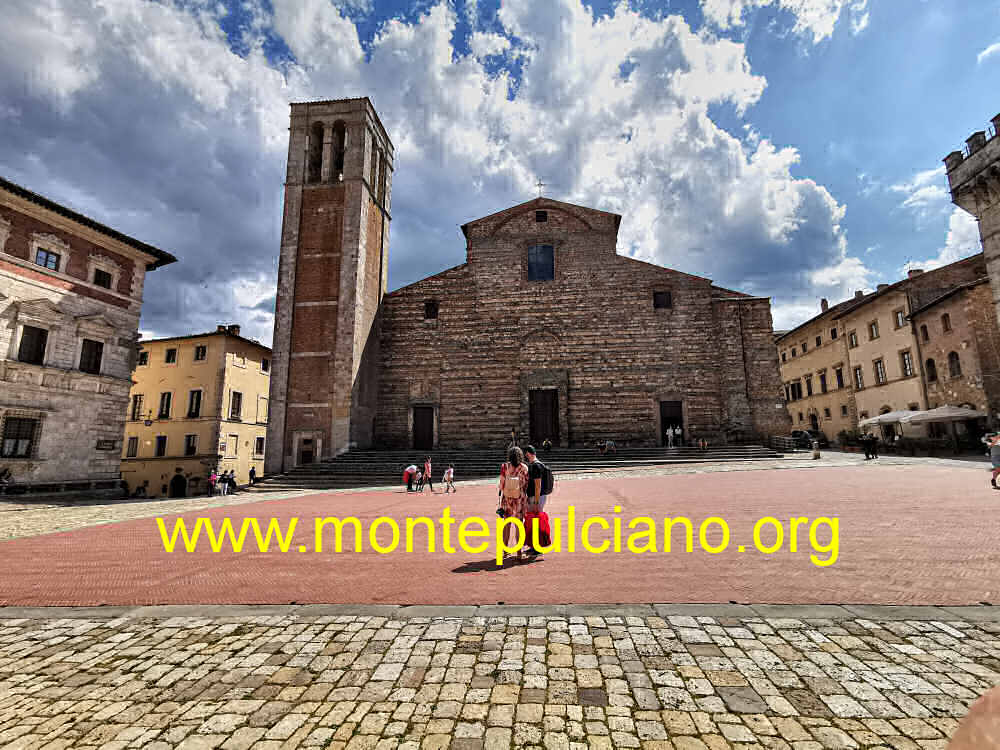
[535,460,554,495]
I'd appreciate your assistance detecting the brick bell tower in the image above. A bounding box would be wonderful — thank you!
[266,98,393,472]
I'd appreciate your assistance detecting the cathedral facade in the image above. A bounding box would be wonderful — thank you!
[266,98,789,472]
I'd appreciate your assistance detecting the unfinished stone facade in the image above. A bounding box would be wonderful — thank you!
[0,177,175,486]
[268,98,788,468]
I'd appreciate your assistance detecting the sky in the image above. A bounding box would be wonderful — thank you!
[1,0,998,343]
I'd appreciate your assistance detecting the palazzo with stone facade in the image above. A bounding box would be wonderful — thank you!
[0,177,176,488]
[266,98,789,471]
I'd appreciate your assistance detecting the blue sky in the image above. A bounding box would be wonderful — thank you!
[1,0,998,342]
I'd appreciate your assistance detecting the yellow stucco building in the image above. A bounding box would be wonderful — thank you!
[120,324,271,497]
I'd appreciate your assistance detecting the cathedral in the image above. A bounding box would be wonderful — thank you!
[265,97,789,472]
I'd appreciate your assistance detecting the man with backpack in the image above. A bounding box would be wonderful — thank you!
[523,445,554,560]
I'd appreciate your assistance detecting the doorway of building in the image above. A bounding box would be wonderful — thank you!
[529,389,559,446]
[659,401,683,446]
[168,472,187,498]
[413,406,434,450]
[299,438,314,465]
[809,413,819,431]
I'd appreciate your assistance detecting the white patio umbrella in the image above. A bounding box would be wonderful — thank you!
[858,410,916,427]
[898,405,987,424]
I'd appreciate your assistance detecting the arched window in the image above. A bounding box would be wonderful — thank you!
[925,358,937,382]
[332,121,346,174]
[920,324,928,342]
[941,313,952,332]
[307,121,324,183]
[948,351,961,377]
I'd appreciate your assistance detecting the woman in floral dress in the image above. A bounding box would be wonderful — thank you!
[498,446,529,563]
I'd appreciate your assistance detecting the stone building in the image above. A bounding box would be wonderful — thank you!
[0,176,175,487]
[267,97,789,471]
[944,113,1000,329]
[910,278,1000,419]
[777,254,988,440]
[121,325,270,497]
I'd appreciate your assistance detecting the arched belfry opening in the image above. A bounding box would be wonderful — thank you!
[332,120,346,175]
[307,121,324,183]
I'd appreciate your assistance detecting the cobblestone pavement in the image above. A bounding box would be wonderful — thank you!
[0,604,998,749]
[0,453,985,542]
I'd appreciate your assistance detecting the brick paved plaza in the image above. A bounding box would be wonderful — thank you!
[2,459,999,748]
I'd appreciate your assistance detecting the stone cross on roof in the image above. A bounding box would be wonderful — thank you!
[535,179,546,197]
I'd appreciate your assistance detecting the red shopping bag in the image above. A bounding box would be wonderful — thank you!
[524,510,551,549]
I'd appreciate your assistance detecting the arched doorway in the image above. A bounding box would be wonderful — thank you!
[168,472,187,498]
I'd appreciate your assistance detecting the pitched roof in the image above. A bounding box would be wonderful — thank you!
[0,176,177,270]
[908,277,989,317]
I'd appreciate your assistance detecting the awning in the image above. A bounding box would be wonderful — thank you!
[858,410,918,426]
[899,405,988,424]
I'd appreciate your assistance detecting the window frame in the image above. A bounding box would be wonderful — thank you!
[16,325,49,366]
[423,300,439,320]
[137,350,149,366]
[526,244,555,282]
[34,248,62,272]
[830,327,838,340]
[868,320,880,341]
[920,324,929,342]
[815,335,822,347]
[126,436,138,458]
[1,416,39,459]
[853,366,864,390]
[154,435,168,457]
[130,394,144,422]
[893,308,906,329]
[158,392,172,419]
[254,436,266,456]
[93,268,113,289]
[193,345,208,362]
[230,391,243,421]
[187,389,203,419]
[948,351,962,378]
[819,372,828,394]
[183,434,198,457]
[925,358,938,382]
[873,358,887,385]
[848,331,858,348]
[652,291,672,310]
[164,347,177,364]
[941,313,952,332]
[900,350,914,378]
[535,210,548,223]
[78,338,104,375]
[261,358,270,373]
[835,367,844,389]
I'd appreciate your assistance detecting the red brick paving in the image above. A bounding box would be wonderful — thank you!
[1,465,998,606]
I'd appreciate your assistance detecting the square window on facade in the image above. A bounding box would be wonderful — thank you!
[901,350,914,377]
[255,436,266,455]
[126,436,138,458]
[158,392,172,419]
[874,359,886,385]
[165,348,177,364]
[527,244,554,281]
[94,269,113,289]
[261,358,270,373]
[194,345,207,361]
[131,394,144,421]
[824,407,831,418]
[535,210,547,222]
[34,249,60,271]
[230,392,243,420]
[424,301,439,320]
[653,291,672,309]
[137,350,149,366]
[79,339,104,375]
[1,417,38,458]
[188,390,202,418]
[17,325,48,366]
[184,434,198,456]
[155,436,167,457]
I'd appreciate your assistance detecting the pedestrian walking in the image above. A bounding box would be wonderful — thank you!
[249,466,257,486]
[443,464,456,493]
[861,433,873,460]
[498,446,529,564]
[208,470,217,496]
[219,470,229,495]
[987,434,1000,489]
[523,445,555,560]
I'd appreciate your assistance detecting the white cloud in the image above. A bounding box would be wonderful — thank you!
[978,41,1000,65]
[902,208,981,274]
[701,0,869,43]
[0,0,870,345]
[890,165,950,218]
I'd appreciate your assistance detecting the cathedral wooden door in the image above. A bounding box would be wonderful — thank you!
[529,389,559,446]
[413,406,434,450]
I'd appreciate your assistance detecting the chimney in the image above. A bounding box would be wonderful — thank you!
[967,131,987,155]
[216,325,227,333]
[854,290,864,299]
[908,269,924,278]
[227,324,241,336]
[943,150,964,171]
[820,298,829,312]
[877,283,889,292]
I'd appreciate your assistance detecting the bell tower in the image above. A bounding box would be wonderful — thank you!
[945,113,1000,328]
[266,98,393,472]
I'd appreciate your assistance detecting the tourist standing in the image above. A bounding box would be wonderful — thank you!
[219,470,229,495]
[523,445,551,512]
[667,427,674,448]
[423,456,435,493]
[498,447,529,563]
[861,432,872,460]
[208,470,218,496]
[443,464,455,493]
[415,469,424,491]
[987,434,1000,489]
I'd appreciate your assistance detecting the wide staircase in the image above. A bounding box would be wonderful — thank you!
[250,444,785,492]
